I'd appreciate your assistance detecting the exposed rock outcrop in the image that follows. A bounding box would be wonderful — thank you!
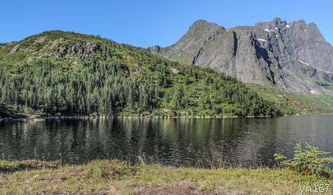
[151,18,333,94]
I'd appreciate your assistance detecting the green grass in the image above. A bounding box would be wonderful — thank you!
[298,94,333,108]
[326,84,333,91]
[0,160,332,194]
[164,51,191,65]
[247,84,333,115]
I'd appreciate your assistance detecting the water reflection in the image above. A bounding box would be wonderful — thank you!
[0,115,332,168]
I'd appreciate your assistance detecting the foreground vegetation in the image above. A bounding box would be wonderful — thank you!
[0,159,331,194]
[275,143,333,180]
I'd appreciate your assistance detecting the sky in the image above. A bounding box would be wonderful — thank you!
[1,0,332,47]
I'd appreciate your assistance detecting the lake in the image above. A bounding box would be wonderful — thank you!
[0,114,332,168]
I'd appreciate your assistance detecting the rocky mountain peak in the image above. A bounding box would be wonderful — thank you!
[255,17,287,32]
[270,17,286,27]
[182,19,225,41]
[152,18,333,95]
[158,19,226,64]
[189,19,223,30]
[190,19,210,27]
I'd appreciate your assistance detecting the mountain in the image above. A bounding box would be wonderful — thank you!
[0,31,283,118]
[149,18,333,95]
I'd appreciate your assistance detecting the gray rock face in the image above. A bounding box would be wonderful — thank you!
[151,18,333,94]
[54,41,100,59]
[147,45,160,54]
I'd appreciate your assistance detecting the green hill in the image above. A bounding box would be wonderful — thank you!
[0,30,291,118]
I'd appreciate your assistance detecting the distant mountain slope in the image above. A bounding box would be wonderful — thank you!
[0,31,283,118]
[150,18,333,95]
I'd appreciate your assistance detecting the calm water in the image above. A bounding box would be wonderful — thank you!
[0,115,332,168]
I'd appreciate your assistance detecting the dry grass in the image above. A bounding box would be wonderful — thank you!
[0,160,332,194]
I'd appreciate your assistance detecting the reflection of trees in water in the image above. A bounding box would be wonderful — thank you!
[234,119,278,167]
[134,118,254,168]
[0,122,25,160]
[0,119,277,167]
[178,118,251,168]
[1,116,332,167]
[0,119,269,166]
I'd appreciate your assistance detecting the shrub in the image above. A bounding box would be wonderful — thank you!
[274,143,332,178]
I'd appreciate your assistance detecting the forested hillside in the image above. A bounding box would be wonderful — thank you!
[0,31,282,118]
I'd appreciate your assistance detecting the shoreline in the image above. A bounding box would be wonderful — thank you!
[1,112,333,122]
[0,115,240,122]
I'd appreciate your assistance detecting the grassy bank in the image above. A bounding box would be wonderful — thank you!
[247,84,333,114]
[0,160,332,194]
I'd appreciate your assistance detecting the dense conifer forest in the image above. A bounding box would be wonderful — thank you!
[0,31,282,118]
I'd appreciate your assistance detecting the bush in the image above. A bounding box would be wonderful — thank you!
[274,143,332,178]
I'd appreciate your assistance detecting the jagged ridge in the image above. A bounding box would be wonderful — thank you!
[150,18,333,95]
